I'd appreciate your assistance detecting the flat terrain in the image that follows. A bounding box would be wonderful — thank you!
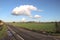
[11,22,56,32]
[7,25,60,40]
[0,22,60,40]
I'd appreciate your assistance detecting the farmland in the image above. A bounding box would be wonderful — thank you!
[0,22,60,40]
[11,22,59,33]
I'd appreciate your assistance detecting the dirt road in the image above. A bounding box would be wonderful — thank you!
[7,25,60,40]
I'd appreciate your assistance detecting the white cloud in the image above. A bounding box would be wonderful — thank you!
[21,18,26,22]
[12,5,42,16]
[34,15,41,18]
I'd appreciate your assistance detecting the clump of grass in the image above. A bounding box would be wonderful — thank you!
[0,25,7,39]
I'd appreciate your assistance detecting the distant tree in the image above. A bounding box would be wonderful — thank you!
[13,21,15,23]
[0,20,4,26]
[0,20,4,31]
[0,20,2,23]
[59,21,60,23]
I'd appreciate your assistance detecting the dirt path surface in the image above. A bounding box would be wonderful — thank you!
[7,25,60,40]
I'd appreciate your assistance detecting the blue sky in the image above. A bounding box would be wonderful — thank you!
[0,0,60,22]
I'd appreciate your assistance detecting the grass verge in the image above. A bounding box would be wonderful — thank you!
[0,25,7,39]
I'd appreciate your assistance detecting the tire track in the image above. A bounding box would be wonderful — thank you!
[7,25,60,40]
[7,26,24,40]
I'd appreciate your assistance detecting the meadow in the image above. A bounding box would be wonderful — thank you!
[11,22,59,33]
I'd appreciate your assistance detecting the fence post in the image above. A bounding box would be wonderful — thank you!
[55,22,59,33]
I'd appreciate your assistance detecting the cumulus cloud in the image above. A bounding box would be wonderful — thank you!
[34,15,41,18]
[12,5,42,16]
[21,18,26,22]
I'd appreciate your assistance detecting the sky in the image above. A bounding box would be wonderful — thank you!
[0,0,60,22]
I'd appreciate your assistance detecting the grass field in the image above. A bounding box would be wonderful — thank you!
[11,22,58,33]
[0,25,7,39]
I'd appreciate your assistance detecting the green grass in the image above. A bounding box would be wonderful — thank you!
[11,22,56,32]
[0,25,7,39]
